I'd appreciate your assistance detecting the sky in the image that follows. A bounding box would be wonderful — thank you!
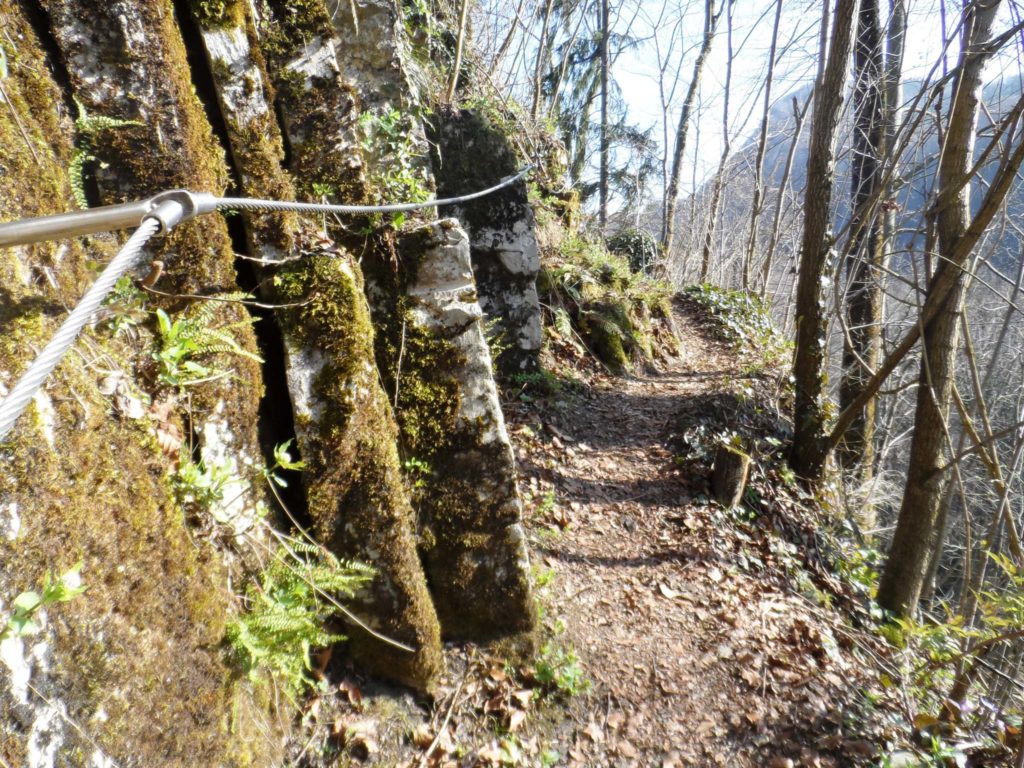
[613,0,1024,192]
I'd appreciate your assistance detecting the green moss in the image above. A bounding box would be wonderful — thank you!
[188,0,245,29]
[0,3,276,764]
[581,311,630,372]
[540,231,676,372]
[270,249,443,692]
[362,225,537,652]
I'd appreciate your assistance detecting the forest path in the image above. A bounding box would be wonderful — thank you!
[510,301,880,767]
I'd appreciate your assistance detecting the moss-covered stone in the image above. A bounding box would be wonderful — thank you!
[427,108,542,374]
[235,0,443,691]
[40,0,266,493]
[364,221,536,653]
[271,247,443,691]
[0,3,268,763]
[259,0,369,208]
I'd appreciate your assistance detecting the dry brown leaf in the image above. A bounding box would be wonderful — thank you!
[508,709,527,733]
[583,720,604,743]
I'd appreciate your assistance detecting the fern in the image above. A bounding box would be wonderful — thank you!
[69,99,141,209]
[152,296,262,389]
[226,543,373,698]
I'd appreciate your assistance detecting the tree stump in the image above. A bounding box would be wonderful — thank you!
[711,445,751,508]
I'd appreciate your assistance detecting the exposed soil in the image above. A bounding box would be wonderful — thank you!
[298,300,901,768]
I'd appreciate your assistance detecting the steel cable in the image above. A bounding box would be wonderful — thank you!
[0,166,531,442]
[214,166,530,215]
[0,218,162,441]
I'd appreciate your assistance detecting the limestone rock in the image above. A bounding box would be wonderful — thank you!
[366,220,536,650]
[195,0,444,692]
[428,109,543,373]
[273,249,444,691]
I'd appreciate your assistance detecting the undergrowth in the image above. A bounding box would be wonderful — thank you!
[539,232,674,372]
[226,541,373,700]
[683,283,790,368]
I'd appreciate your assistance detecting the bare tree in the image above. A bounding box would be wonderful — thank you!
[878,0,1008,616]
[790,0,859,480]
[699,1,734,282]
[661,0,722,255]
[599,0,611,229]
[742,0,783,290]
[838,0,885,477]
[530,0,556,120]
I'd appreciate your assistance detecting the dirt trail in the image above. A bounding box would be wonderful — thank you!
[510,303,882,767]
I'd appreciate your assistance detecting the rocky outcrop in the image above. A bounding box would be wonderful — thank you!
[365,221,536,650]
[40,0,266,499]
[429,108,543,374]
[0,2,270,764]
[191,0,444,691]
[0,0,541,759]
[272,247,444,691]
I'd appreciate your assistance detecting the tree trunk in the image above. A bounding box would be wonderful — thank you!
[789,0,859,480]
[446,0,471,103]
[531,0,555,121]
[742,0,783,291]
[838,0,885,476]
[661,0,719,256]
[599,0,611,231]
[760,94,810,300]
[699,0,734,284]
[712,445,751,508]
[876,0,1004,617]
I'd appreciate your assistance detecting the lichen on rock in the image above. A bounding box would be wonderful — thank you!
[427,108,543,374]
[364,220,536,652]
[0,4,267,763]
[194,0,444,692]
[271,247,443,691]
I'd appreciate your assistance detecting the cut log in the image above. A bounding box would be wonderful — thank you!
[711,445,751,508]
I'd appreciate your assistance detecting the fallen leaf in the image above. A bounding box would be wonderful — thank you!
[412,723,433,749]
[583,720,604,743]
[508,709,527,732]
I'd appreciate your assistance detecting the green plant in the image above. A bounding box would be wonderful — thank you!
[70,99,141,209]
[683,284,790,366]
[533,642,589,697]
[173,453,237,513]
[264,439,306,488]
[101,275,148,336]
[226,542,373,699]
[152,298,262,389]
[483,316,510,374]
[510,370,564,401]
[401,0,441,39]
[402,456,433,489]
[358,107,431,227]
[2,564,86,640]
[606,228,659,275]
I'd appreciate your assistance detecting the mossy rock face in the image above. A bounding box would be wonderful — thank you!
[272,247,443,692]
[427,108,542,375]
[253,0,443,692]
[258,0,369,207]
[189,1,297,257]
[40,0,266,500]
[0,4,267,763]
[364,221,536,653]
